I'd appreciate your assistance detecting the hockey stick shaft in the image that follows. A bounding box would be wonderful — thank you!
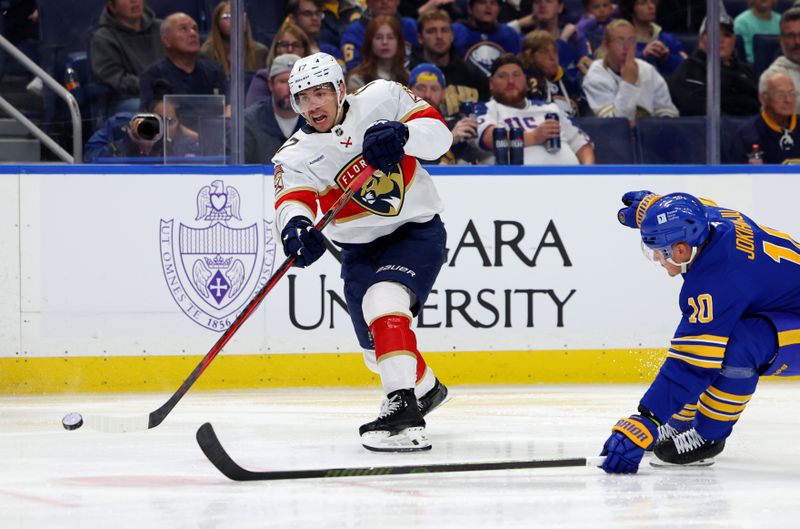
[196,423,602,481]
[85,165,376,433]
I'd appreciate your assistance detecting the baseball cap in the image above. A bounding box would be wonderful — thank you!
[699,11,734,36]
[409,63,446,87]
[269,54,301,78]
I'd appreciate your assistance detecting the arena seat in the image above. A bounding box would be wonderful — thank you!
[572,116,638,164]
[753,34,782,77]
[636,116,707,164]
[721,115,751,164]
[675,33,699,55]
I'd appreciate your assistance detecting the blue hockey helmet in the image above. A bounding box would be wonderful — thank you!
[640,193,710,261]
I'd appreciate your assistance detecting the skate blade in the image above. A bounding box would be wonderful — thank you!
[649,457,716,468]
[361,426,432,453]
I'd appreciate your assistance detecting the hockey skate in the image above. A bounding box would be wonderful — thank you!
[418,378,449,416]
[360,389,431,452]
[651,428,724,468]
[646,421,691,452]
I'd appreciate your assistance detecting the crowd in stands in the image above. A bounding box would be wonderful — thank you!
[3,0,800,164]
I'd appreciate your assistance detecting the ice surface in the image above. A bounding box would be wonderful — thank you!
[1,384,799,529]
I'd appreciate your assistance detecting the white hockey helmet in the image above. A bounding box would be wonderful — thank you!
[288,52,345,115]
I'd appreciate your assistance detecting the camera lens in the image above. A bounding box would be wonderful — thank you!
[137,116,160,140]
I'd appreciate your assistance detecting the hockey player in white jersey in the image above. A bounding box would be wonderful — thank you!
[272,52,452,452]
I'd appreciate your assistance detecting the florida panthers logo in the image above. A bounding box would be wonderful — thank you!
[359,170,405,215]
[336,156,407,216]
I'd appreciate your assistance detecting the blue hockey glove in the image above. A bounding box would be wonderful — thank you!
[600,414,658,474]
[362,120,408,174]
[617,190,660,229]
[281,216,326,268]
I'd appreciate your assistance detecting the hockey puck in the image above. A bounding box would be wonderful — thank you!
[62,412,84,431]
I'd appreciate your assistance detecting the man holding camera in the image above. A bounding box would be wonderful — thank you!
[83,98,200,162]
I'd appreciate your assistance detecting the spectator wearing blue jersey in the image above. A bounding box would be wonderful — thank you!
[732,68,800,163]
[734,0,781,64]
[340,0,417,70]
[620,0,686,76]
[519,29,588,116]
[601,191,800,472]
[451,0,522,76]
[526,0,593,79]
[575,0,619,51]
[317,0,363,49]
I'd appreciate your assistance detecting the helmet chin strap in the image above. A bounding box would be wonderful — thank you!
[667,246,698,274]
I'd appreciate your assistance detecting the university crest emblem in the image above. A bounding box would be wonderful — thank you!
[160,180,276,331]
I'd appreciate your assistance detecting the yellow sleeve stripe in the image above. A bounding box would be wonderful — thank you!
[698,402,743,422]
[671,334,729,345]
[778,329,800,347]
[669,344,726,358]
[699,393,749,414]
[705,386,753,404]
[665,352,722,369]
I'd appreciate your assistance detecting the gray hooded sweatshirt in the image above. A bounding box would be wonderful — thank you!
[89,5,164,98]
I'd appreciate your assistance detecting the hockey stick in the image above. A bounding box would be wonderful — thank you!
[71,165,377,433]
[196,422,604,481]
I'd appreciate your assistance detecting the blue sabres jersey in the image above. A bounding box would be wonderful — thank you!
[641,203,800,422]
[451,22,521,76]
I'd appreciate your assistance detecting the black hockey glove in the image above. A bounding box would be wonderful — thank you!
[617,190,660,229]
[281,216,326,268]
[362,120,408,174]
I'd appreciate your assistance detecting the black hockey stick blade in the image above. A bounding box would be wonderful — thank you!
[72,165,377,434]
[196,422,601,481]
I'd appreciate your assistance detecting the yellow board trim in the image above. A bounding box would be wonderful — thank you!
[0,348,675,394]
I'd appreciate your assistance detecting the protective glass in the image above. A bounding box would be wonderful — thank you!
[293,85,337,113]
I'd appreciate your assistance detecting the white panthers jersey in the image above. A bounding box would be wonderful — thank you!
[477,99,591,165]
[272,79,451,244]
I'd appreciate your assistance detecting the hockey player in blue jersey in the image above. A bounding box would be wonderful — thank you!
[600,190,800,473]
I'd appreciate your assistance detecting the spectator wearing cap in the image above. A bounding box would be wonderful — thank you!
[240,54,305,163]
[408,9,489,117]
[409,63,488,164]
[477,54,595,164]
[340,0,417,71]
[519,29,589,117]
[523,0,593,80]
[766,8,800,113]
[582,19,678,122]
[734,0,781,64]
[451,0,521,76]
[668,14,759,117]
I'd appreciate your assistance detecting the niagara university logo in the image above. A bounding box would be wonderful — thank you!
[336,156,405,216]
[160,180,276,331]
